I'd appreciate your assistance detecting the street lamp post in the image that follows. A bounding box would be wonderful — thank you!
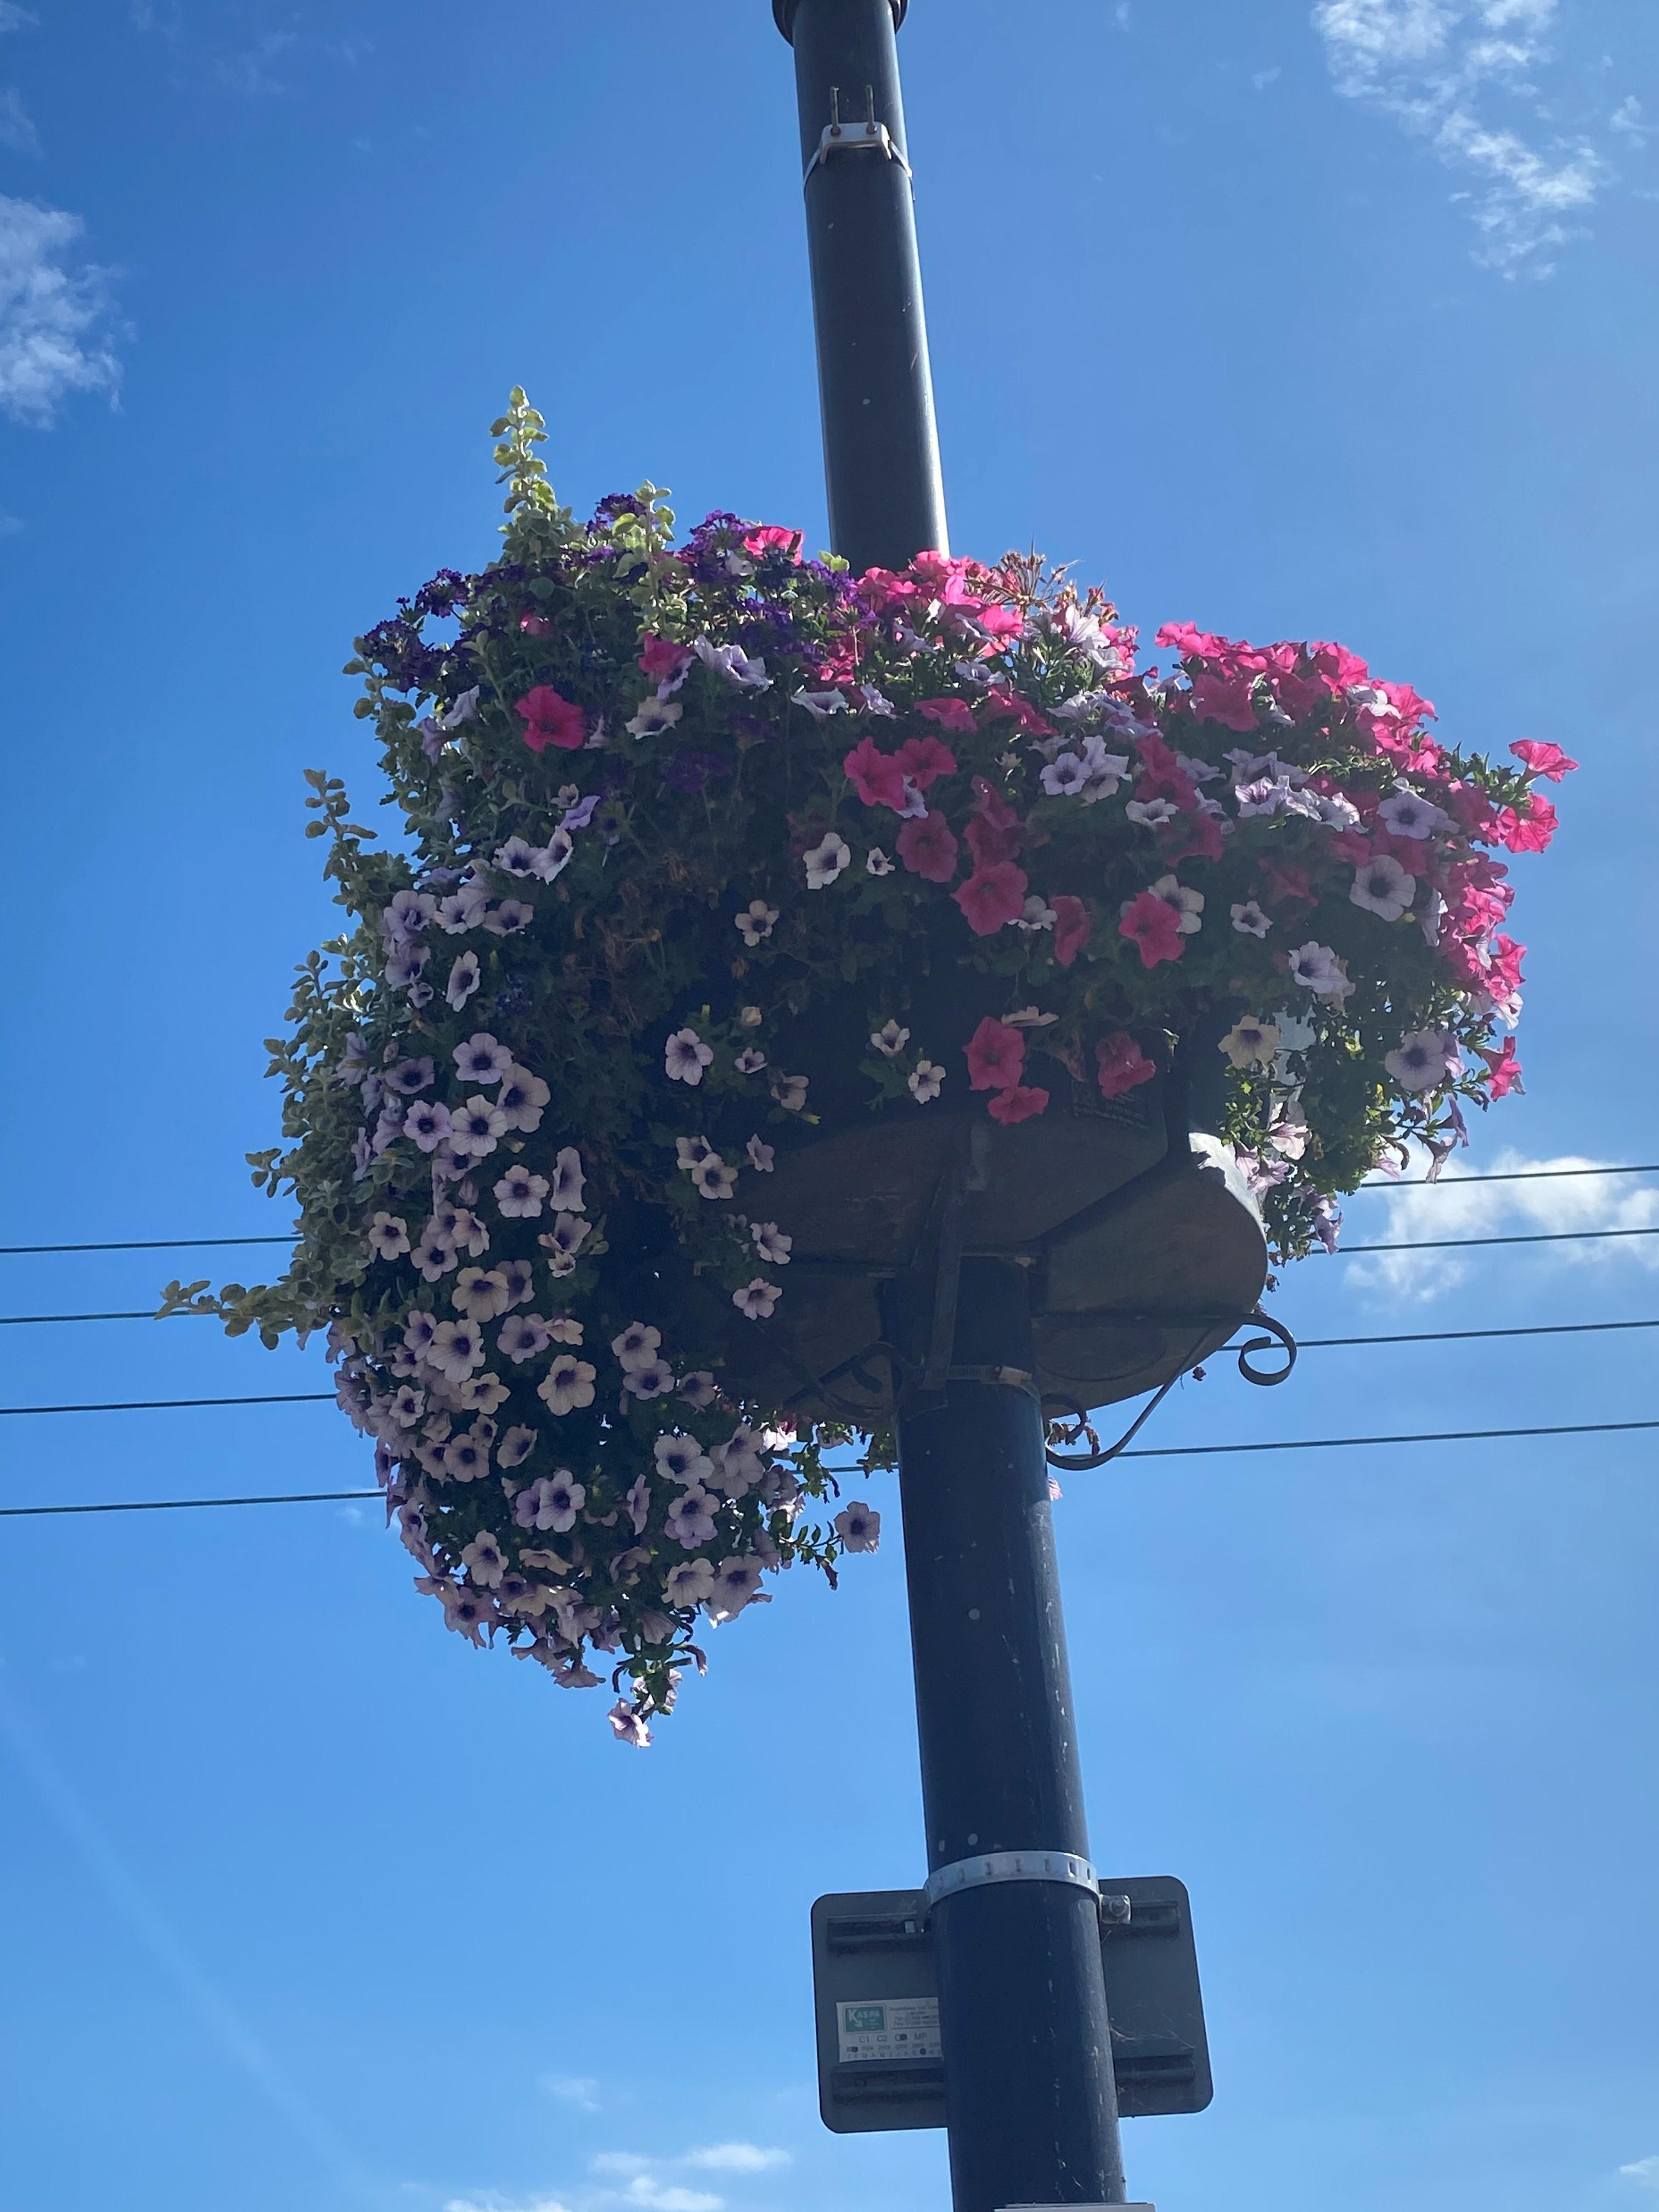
[776,5,1132,2207]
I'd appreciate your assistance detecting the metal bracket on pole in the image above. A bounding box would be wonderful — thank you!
[805,84,914,186]
[924,1850,1107,1911]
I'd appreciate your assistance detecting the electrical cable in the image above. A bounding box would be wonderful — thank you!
[2,1321,1656,1415]
[3,1416,1653,1516]
[1338,1226,1657,1254]
[1355,1163,1658,1189]
[1,1162,1652,1257]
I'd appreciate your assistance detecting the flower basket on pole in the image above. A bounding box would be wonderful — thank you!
[170,393,1566,1741]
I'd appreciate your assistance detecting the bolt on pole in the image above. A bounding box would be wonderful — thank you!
[774,6,1132,2207]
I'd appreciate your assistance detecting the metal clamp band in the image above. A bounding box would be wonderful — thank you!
[804,85,914,186]
[924,1849,1100,1909]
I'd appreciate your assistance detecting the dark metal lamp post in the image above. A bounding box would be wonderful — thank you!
[775,5,1142,2207]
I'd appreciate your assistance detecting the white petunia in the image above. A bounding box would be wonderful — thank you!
[442,1432,493,1483]
[706,1556,770,1621]
[909,1059,945,1103]
[448,1096,508,1158]
[769,1072,808,1112]
[1218,1018,1282,1070]
[499,1312,552,1364]
[679,1370,719,1410]
[734,1047,767,1074]
[493,1164,549,1218]
[445,952,481,1009]
[492,837,541,878]
[496,1256,534,1307]
[654,1433,714,1487]
[611,1322,662,1369]
[453,1032,515,1087]
[436,881,492,935]
[496,1424,538,1469]
[625,699,683,740]
[1017,895,1058,933]
[1385,1028,1459,1093]
[665,1486,718,1549]
[496,1065,550,1133]
[735,899,780,946]
[747,1135,776,1172]
[665,1558,717,1606]
[403,1100,452,1154]
[484,898,534,936]
[1286,941,1354,1001]
[866,847,894,876]
[548,1146,585,1212]
[1377,788,1449,840]
[1350,855,1417,923]
[536,1355,596,1415]
[548,1316,584,1345]
[676,1135,715,1172]
[691,1154,737,1200]
[538,1212,591,1275]
[455,1371,509,1415]
[665,1028,714,1085]
[1041,752,1090,797]
[623,1357,676,1401]
[427,1318,487,1383]
[1150,874,1204,934]
[515,1471,585,1533]
[790,687,848,721]
[529,828,574,883]
[870,1020,910,1058]
[751,1221,792,1266]
[693,636,772,690]
[366,1211,410,1261]
[732,1278,782,1321]
[452,1267,512,1322]
[834,1500,882,1553]
[803,832,851,888]
[1125,798,1178,826]
[1229,900,1272,938]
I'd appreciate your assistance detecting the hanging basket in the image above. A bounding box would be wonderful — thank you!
[171,395,1567,1735]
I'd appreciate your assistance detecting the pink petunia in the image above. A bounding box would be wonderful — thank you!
[638,634,692,684]
[916,696,977,733]
[896,733,957,789]
[1096,1032,1156,1098]
[742,524,803,561]
[964,1017,1025,1092]
[515,686,587,753]
[896,810,960,883]
[988,1082,1049,1125]
[1119,889,1186,968]
[1495,795,1557,853]
[1509,738,1578,782]
[1051,894,1092,968]
[1155,619,1229,659]
[1478,1037,1523,1098]
[978,691,1054,736]
[843,735,910,811]
[1187,668,1259,732]
[953,861,1029,936]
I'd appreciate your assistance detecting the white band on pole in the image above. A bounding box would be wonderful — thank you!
[923,1848,1101,1909]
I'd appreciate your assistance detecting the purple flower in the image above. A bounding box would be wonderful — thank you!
[607,1700,652,1748]
[665,1486,718,1549]
[404,1100,452,1154]
[623,1356,675,1400]
[548,1146,585,1211]
[706,1556,771,1620]
[665,1028,714,1085]
[499,1312,552,1363]
[453,1032,514,1086]
[497,1424,538,1468]
[732,1279,782,1321]
[446,952,481,1010]
[562,792,601,831]
[385,1056,435,1096]
[514,1470,585,1532]
[834,1500,881,1553]
[661,749,735,796]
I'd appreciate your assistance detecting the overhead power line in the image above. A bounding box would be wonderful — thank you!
[0,1234,297,1256]
[3,1417,1654,1517]
[2,1321,1656,1417]
[1339,1227,1658,1255]
[1,1163,1654,1259]
[1355,1163,1658,1190]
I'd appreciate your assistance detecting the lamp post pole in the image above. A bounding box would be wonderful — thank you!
[775,6,1132,2208]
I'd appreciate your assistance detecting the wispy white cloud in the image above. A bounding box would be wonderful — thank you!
[445,2198,573,2212]
[1621,2155,1659,2189]
[0,5,41,32]
[541,2074,602,2112]
[0,195,122,425]
[0,83,36,152]
[1343,1147,1659,1304]
[1310,0,1626,274]
[683,2146,789,2175]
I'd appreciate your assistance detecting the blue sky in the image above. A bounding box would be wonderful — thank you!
[1,3,1656,2209]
